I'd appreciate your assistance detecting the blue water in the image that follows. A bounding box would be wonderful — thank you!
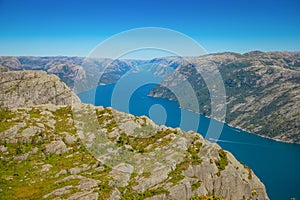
[79,83,300,200]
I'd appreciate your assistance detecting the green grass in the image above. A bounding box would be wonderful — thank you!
[97,180,114,199]
[0,106,113,199]
[0,141,110,199]
[96,108,119,135]
[0,106,17,132]
[116,129,175,153]
[142,171,151,178]
[120,187,169,200]
[215,149,228,172]
[191,181,201,191]
[168,160,189,184]
[190,195,225,200]
[28,107,42,119]
[188,142,203,165]
[53,106,76,134]
[243,164,252,180]
[167,140,203,185]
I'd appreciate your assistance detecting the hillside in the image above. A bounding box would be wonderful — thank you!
[0,105,268,200]
[149,51,300,143]
[0,70,269,199]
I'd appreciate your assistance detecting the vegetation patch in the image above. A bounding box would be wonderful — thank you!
[52,106,76,136]
[251,189,257,196]
[191,181,201,191]
[187,141,203,165]
[168,159,190,184]
[116,129,175,153]
[142,171,151,178]
[96,108,118,134]
[190,195,225,200]
[0,106,17,132]
[243,164,252,180]
[120,187,169,200]
[215,149,228,172]
[97,180,114,199]
[28,107,42,119]
[167,140,203,185]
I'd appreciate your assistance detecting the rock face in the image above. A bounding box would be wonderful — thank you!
[149,51,300,143]
[0,70,80,108]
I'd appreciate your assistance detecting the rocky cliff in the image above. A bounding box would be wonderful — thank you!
[0,70,269,199]
[149,51,300,143]
[0,70,80,108]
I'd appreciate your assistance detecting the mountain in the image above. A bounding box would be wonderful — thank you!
[0,56,141,93]
[0,70,269,199]
[1,52,299,144]
[149,51,300,143]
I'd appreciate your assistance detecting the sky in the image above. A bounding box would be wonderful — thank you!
[0,0,299,58]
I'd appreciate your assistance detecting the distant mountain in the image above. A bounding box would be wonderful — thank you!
[0,56,177,92]
[0,70,269,199]
[149,51,300,143]
[0,56,141,93]
[1,52,299,143]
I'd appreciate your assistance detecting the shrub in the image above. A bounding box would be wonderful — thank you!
[215,149,228,171]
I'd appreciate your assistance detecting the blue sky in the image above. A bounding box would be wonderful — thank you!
[0,0,299,57]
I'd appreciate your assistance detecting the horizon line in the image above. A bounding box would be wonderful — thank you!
[1,50,299,60]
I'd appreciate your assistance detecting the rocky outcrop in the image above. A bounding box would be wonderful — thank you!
[0,104,269,199]
[0,70,80,108]
[44,140,68,155]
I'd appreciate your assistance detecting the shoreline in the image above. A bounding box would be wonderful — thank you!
[226,123,300,145]
[153,96,300,145]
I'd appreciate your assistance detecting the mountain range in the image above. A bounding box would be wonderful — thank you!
[1,51,299,143]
